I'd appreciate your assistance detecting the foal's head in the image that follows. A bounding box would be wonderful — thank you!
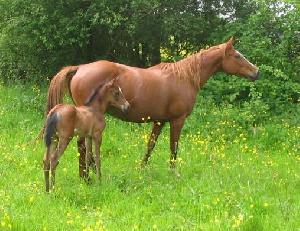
[85,78,130,112]
[221,37,259,81]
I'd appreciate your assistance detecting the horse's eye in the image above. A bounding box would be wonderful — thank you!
[235,54,241,59]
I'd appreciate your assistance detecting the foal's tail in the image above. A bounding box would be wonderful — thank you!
[44,112,58,148]
[46,66,78,115]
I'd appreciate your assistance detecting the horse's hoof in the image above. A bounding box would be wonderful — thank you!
[90,164,96,174]
[84,176,92,184]
[140,159,149,169]
[169,164,176,169]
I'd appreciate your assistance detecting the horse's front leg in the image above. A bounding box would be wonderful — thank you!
[93,133,102,181]
[141,122,165,167]
[78,137,90,179]
[169,116,186,168]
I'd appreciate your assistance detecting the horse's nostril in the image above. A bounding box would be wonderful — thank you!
[249,70,260,81]
[126,103,130,111]
[256,70,260,79]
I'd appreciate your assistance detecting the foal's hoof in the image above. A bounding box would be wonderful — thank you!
[90,163,96,174]
[140,159,149,169]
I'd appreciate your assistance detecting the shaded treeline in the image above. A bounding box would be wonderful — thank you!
[0,0,299,115]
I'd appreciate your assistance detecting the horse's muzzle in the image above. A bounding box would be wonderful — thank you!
[121,102,130,113]
[250,70,260,81]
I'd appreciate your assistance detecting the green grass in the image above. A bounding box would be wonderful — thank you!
[0,83,299,231]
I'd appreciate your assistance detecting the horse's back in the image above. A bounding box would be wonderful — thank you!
[70,61,119,106]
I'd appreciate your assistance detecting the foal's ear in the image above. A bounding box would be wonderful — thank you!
[106,77,119,89]
[105,79,115,88]
[112,76,120,86]
[225,36,235,55]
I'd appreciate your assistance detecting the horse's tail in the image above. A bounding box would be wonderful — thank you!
[35,66,78,141]
[46,66,78,114]
[44,112,58,148]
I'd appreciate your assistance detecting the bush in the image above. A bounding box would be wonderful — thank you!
[202,0,300,115]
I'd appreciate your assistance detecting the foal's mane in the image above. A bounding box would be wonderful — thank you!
[84,83,105,106]
[152,45,222,88]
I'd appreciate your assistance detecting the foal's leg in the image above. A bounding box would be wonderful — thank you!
[43,142,57,192]
[93,133,102,181]
[78,137,96,178]
[169,116,186,168]
[85,137,92,178]
[50,137,71,189]
[141,122,165,167]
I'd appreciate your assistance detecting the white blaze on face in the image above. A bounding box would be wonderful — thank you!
[236,50,257,70]
[118,86,123,95]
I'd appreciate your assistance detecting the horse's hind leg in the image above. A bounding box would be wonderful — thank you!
[78,137,92,179]
[50,137,70,189]
[141,122,165,167]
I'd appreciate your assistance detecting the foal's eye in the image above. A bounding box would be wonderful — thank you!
[235,54,241,59]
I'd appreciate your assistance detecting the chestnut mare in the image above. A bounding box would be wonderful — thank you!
[45,37,259,178]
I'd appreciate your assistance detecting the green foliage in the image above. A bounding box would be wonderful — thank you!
[0,0,299,117]
[201,0,299,117]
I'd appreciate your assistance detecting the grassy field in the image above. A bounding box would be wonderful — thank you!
[0,83,299,231]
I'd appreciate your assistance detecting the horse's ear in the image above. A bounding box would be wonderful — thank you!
[228,36,235,45]
[225,37,235,55]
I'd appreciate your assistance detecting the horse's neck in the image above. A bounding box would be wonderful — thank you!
[89,100,107,117]
[173,47,223,90]
[198,48,223,86]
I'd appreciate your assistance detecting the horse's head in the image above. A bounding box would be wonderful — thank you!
[221,37,259,81]
[104,78,130,113]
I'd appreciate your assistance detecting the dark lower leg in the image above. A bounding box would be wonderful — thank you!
[141,122,165,166]
[169,117,185,168]
[170,141,178,168]
[78,138,88,178]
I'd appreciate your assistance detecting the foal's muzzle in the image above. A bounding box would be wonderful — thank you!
[121,101,130,113]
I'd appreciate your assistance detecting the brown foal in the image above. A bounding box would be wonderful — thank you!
[45,37,259,178]
[43,79,130,192]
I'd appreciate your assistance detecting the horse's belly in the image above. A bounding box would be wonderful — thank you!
[107,106,168,123]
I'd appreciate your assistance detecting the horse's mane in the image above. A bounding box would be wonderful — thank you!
[151,45,222,88]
